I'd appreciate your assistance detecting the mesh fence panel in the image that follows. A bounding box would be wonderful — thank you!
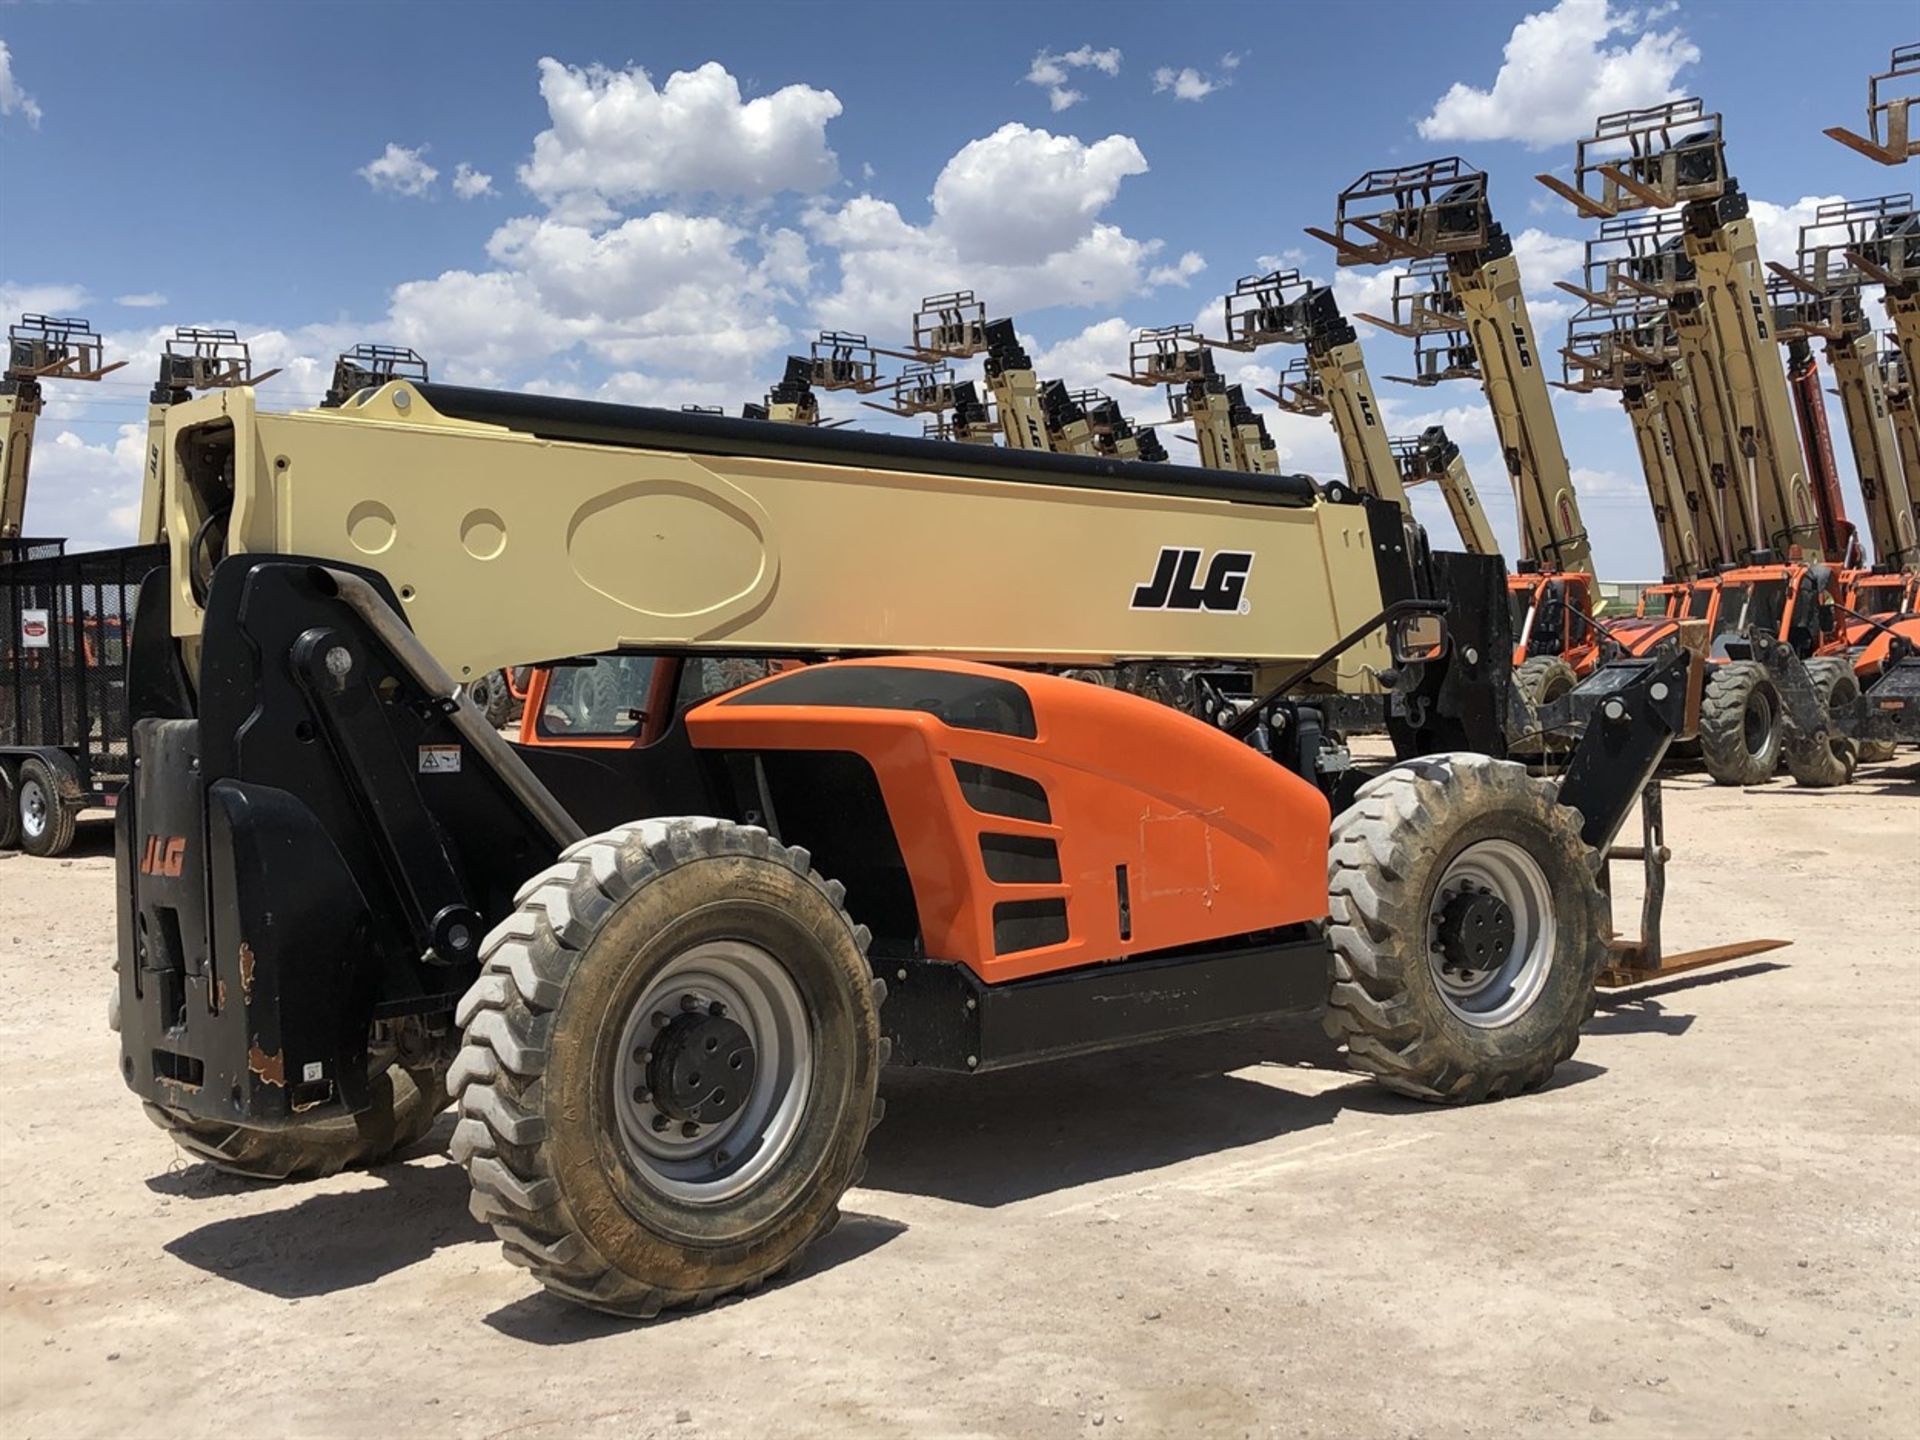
[2,544,165,790]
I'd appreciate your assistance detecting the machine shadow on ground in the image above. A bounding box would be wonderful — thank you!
[858,1018,1603,1208]
[148,1010,1612,1321]
[480,1211,908,1345]
[157,1148,485,1298]
[1587,960,1792,1037]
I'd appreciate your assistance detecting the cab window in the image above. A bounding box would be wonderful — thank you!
[675,658,778,709]
[535,655,656,739]
[1784,575,1820,652]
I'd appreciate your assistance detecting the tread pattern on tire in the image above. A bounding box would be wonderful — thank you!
[1321,752,1602,1105]
[0,763,19,850]
[450,815,883,1318]
[1698,661,1780,787]
[1783,657,1859,789]
[143,1062,449,1181]
[17,757,77,858]
[1510,656,1579,756]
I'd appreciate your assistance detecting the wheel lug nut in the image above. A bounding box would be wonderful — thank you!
[651,1114,670,1132]
[681,1120,700,1138]
[651,1011,669,1029]
[680,994,701,1012]
[631,1085,650,1104]
[708,1000,726,1017]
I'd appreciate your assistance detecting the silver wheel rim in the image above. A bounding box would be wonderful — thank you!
[612,939,813,1205]
[1428,838,1556,1029]
[20,778,48,840]
[1743,688,1774,757]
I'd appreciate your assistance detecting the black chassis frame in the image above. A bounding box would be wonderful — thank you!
[116,515,1683,1129]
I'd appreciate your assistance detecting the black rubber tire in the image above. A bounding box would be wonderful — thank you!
[1783,657,1860,789]
[142,1061,450,1181]
[1859,737,1899,764]
[0,763,19,850]
[464,671,517,730]
[1698,661,1782,787]
[451,817,884,1318]
[1509,656,1580,757]
[17,757,78,858]
[1322,752,1606,1103]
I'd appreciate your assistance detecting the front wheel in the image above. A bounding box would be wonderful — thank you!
[1783,658,1859,789]
[1698,662,1782,787]
[462,671,518,730]
[1509,656,1580,758]
[451,817,884,1317]
[1322,753,1605,1103]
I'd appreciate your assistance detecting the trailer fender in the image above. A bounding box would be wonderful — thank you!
[1,746,86,804]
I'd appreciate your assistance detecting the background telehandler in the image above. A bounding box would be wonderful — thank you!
[1313,161,1607,747]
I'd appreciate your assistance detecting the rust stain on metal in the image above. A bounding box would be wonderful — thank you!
[238,943,255,1003]
[248,1041,286,1087]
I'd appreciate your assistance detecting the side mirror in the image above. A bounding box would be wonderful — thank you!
[1389,611,1449,665]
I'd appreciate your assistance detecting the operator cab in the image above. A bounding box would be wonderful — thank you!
[1508,571,1596,671]
[1709,566,1832,659]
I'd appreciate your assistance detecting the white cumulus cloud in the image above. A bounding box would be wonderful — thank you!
[1746,194,1844,271]
[1418,0,1699,149]
[359,142,439,196]
[0,282,90,316]
[451,162,495,199]
[1509,227,1586,293]
[1152,65,1224,102]
[114,292,168,309]
[1025,45,1123,112]
[1,39,42,127]
[932,124,1148,266]
[806,123,1164,334]
[387,212,799,385]
[519,58,842,220]
[1147,251,1207,288]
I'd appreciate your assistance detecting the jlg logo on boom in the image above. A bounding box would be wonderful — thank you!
[139,836,187,878]
[1131,547,1254,613]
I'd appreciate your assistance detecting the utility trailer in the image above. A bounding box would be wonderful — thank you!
[112,378,1773,1320]
[1,540,164,855]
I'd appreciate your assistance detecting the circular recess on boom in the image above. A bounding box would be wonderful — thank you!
[460,508,507,561]
[567,479,775,623]
[347,500,398,556]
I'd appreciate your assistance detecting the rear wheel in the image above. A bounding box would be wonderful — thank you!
[143,1059,450,1180]
[1509,656,1580,757]
[1323,753,1605,1103]
[17,758,77,858]
[1783,658,1860,789]
[1698,662,1781,786]
[451,817,884,1317]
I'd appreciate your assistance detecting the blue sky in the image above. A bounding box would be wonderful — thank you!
[2,0,1913,573]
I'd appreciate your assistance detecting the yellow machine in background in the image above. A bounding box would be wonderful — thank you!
[1,316,128,542]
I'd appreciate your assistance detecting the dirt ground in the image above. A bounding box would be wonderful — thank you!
[1,764,1916,1440]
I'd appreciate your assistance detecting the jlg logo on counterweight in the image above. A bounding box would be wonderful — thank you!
[139,836,187,878]
[1131,547,1253,613]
